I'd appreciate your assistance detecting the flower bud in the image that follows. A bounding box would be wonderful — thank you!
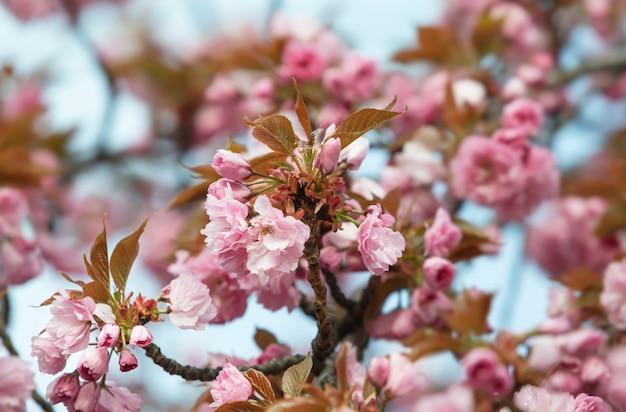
[77,347,109,382]
[129,325,153,348]
[46,373,80,405]
[368,356,390,388]
[119,350,139,372]
[422,257,455,290]
[97,324,120,348]
[208,178,251,202]
[315,137,341,174]
[211,150,252,181]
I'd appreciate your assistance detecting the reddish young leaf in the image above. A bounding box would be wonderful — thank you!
[248,151,288,175]
[265,397,329,412]
[244,115,298,157]
[293,79,313,142]
[335,344,348,394]
[215,401,265,412]
[244,369,276,403]
[442,290,493,335]
[110,219,148,295]
[282,353,312,398]
[168,181,212,210]
[88,224,109,290]
[82,281,109,304]
[254,328,278,351]
[333,106,403,149]
[558,268,603,291]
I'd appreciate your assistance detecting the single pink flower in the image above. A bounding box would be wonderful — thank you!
[413,384,475,412]
[97,324,120,348]
[369,308,418,340]
[384,353,428,398]
[368,356,390,388]
[46,373,80,406]
[119,350,138,372]
[209,363,253,407]
[0,188,28,238]
[461,348,513,399]
[246,195,310,289]
[31,336,68,374]
[410,287,452,326]
[0,356,35,411]
[501,98,544,136]
[315,137,341,174]
[424,208,462,258]
[323,54,381,101]
[98,380,143,412]
[573,394,611,412]
[211,150,252,181]
[514,385,575,412]
[167,272,217,330]
[423,257,456,290]
[277,41,326,82]
[357,204,405,276]
[580,357,610,384]
[128,325,153,348]
[73,382,101,412]
[0,237,43,286]
[77,347,109,382]
[45,292,96,356]
[208,179,251,202]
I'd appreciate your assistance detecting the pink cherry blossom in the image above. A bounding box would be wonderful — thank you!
[384,353,428,398]
[77,346,109,381]
[323,54,381,101]
[423,257,456,290]
[0,188,28,238]
[209,363,253,407]
[245,195,310,290]
[98,380,143,412]
[450,135,524,206]
[513,385,575,412]
[410,286,452,326]
[367,356,390,388]
[119,350,138,372]
[0,356,35,411]
[0,237,43,286]
[357,204,405,276]
[315,137,341,174]
[340,136,369,171]
[97,324,120,348]
[424,208,462,258]
[128,325,153,348]
[600,258,626,329]
[31,336,68,374]
[461,347,513,399]
[208,178,251,202]
[45,292,96,356]
[46,373,80,406]
[413,384,475,412]
[277,41,326,82]
[501,98,544,136]
[211,149,252,181]
[73,382,101,412]
[573,394,611,412]
[166,272,217,330]
[369,308,417,340]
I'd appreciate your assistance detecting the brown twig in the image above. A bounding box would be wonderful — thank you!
[322,268,356,311]
[142,343,305,381]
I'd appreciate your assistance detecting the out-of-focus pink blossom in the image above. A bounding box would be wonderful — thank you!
[46,373,80,406]
[340,136,369,171]
[119,350,138,372]
[527,197,616,278]
[384,353,428,398]
[250,343,291,365]
[390,140,445,187]
[600,259,626,329]
[558,329,607,358]
[210,363,253,407]
[211,150,252,181]
[277,41,326,82]
[98,380,143,412]
[357,204,405,276]
[97,324,120,348]
[128,325,153,348]
[580,356,610,384]
[461,347,513,399]
[369,308,417,340]
[318,103,349,129]
[0,188,28,238]
[450,135,524,206]
[501,98,544,136]
[205,75,238,103]
[413,384,475,412]
[573,393,611,412]
[246,195,309,290]
[424,208,462,258]
[452,78,486,108]
[410,287,452,326]
[166,272,217,330]
[77,347,109,382]
[0,0,56,21]
[0,356,35,411]
[323,54,381,101]
[0,237,43,286]
[423,257,456,290]
[367,356,390,388]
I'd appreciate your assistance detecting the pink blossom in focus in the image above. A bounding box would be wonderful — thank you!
[166,272,217,330]
[461,347,513,399]
[600,258,626,329]
[423,257,456,290]
[119,350,138,372]
[208,178,251,202]
[501,98,544,136]
[77,346,109,381]
[73,382,101,412]
[45,292,96,356]
[31,336,68,374]
[97,380,143,411]
[0,356,35,411]
[573,394,611,412]
[246,195,310,290]
[209,363,253,407]
[450,135,524,206]
[424,208,462,258]
[97,324,120,348]
[46,373,80,407]
[211,149,252,181]
[128,325,153,348]
[357,204,405,276]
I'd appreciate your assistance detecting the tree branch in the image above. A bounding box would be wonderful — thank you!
[322,268,356,311]
[142,343,305,381]
[548,48,626,86]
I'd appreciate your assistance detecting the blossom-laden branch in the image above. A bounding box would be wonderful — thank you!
[142,343,305,381]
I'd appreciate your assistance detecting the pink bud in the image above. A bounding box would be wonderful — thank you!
[210,363,253,407]
[558,329,606,358]
[97,324,120,348]
[368,356,390,388]
[315,137,341,174]
[208,178,251,202]
[129,325,153,348]
[211,150,252,181]
[119,350,139,372]
[461,348,513,399]
[422,257,455,290]
[46,373,80,405]
[73,382,101,412]
[574,393,612,411]
[77,347,109,382]
[423,208,462,258]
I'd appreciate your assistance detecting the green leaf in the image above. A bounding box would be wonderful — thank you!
[333,105,403,149]
[281,353,312,398]
[110,219,148,295]
[245,115,297,157]
[88,223,109,290]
